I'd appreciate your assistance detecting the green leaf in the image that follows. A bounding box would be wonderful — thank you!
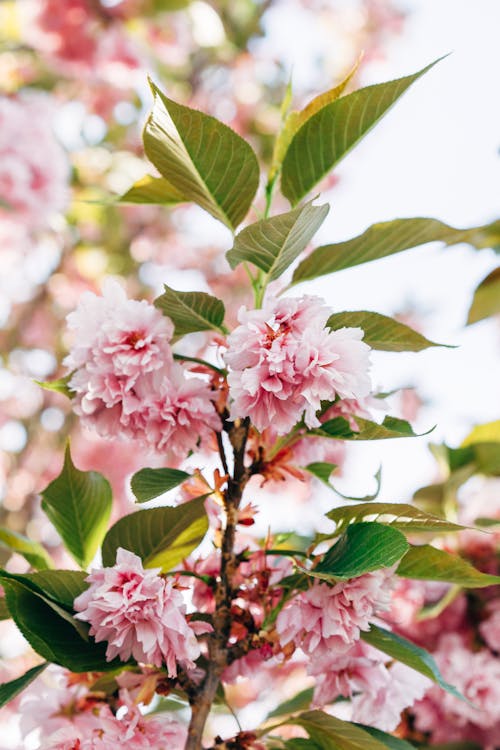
[292,217,500,284]
[226,200,329,282]
[119,174,185,205]
[144,82,259,230]
[397,545,500,587]
[424,744,481,750]
[285,740,323,750]
[313,415,432,441]
[267,687,314,719]
[361,624,464,700]
[0,527,53,570]
[0,569,88,609]
[311,522,409,580]
[0,596,10,619]
[131,467,192,503]
[40,445,112,568]
[281,58,443,206]
[467,266,500,324]
[0,570,89,641]
[102,496,208,571]
[289,710,393,750]
[304,462,338,485]
[0,663,47,709]
[35,374,74,398]
[269,57,361,183]
[154,285,226,337]
[1,578,117,672]
[307,463,382,502]
[325,502,465,535]
[327,310,449,352]
[354,727,416,750]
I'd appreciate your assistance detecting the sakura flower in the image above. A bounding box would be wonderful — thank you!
[351,660,431,731]
[276,570,393,660]
[74,548,202,674]
[310,640,390,707]
[225,296,371,434]
[65,281,220,457]
[42,689,186,750]
[141,367,221,455]
[413,633,500,735]
[65,279,173,390]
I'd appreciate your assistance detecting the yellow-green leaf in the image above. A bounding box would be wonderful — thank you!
[119,174,185,205]
[397,545,500,587]
[292,217,500,284]
[467,266,500,324]
[269,56,361,182]
[144,82,259,230]
[281,58,443,206]
[327,310,450,352]
[226,200,329,281]
[101,496,209,572]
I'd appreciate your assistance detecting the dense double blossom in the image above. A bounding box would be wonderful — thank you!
[276,570,394,661]
[18,668,186,749]
[74,548,205,674]
[225,296,372,434]
[42,690,186,750]
[64,280,221,455]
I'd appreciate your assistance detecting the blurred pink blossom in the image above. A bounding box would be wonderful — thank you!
[42,689,186,749]
[413,633,500,739]
[351,660,431,731]
[0,93,68,229]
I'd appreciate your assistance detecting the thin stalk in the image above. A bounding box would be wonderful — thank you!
[173,353,227,376]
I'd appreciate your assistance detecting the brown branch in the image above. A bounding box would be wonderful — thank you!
[184,417,251,749]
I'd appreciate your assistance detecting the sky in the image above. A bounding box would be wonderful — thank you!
[267,0,500,504]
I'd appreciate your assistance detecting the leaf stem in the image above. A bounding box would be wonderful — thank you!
[173,353,227,376]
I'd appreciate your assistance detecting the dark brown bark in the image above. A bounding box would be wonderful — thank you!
[184,418,250,749]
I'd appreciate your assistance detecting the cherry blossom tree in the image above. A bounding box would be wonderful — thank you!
[1,2,500,750]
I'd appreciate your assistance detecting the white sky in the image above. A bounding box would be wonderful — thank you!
[261,0,500,505]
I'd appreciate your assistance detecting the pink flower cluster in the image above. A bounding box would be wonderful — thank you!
[412,633,500,742]
[0,93,68,230]
[19,668,186,750]
[276,571,393,660]
[64,280,220,456]
[43,690,186,750]
[225,296,371,434]
[308,639,430,729]
[74,548,204,674]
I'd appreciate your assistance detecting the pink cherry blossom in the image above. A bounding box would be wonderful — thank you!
[310,641,390,707]
[225,296,371,433]
[65,280,220,456]
[42,690,186,749]
[276,570,393,660]
[0,93,68,229]
[412,633,500,736]
[64,279,173,384]
[74,548,202,674]
[351,660,431,731]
